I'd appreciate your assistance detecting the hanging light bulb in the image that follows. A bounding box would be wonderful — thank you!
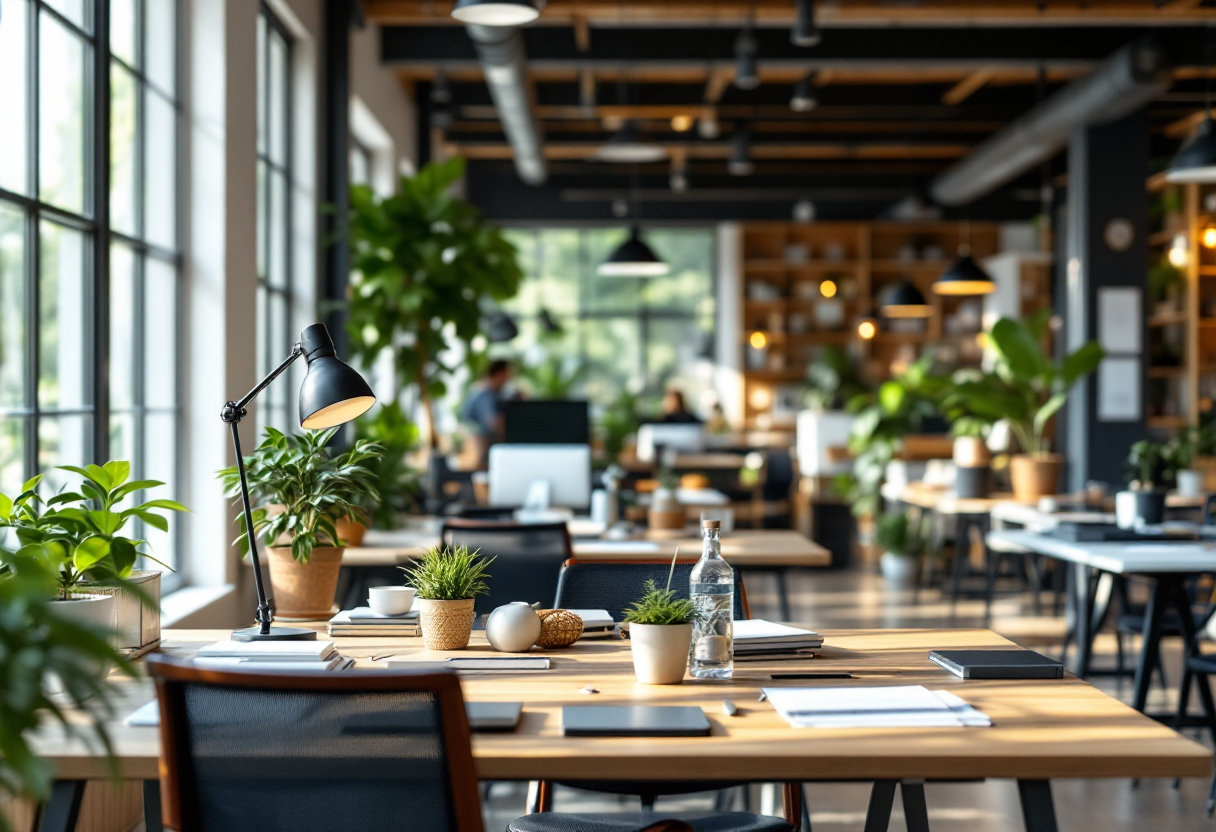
[451,0,540,26]
[790,73,818,113]
[1169,232,1190,268]
[1169,116,1216,183]
[598,226,670,277]
[671,114,694,132]
[881,280,931,318]
[791,0,821,47]
[933,248,996,296]
[670,155,688,192]
[1203,226,1216,249]
[595,122,668,164]
[734,27,760,90]
[857,318,877,340]
[820,279,837,298]
[729,128,754,176]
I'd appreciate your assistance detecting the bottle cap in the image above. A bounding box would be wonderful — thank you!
[702,519,722,529]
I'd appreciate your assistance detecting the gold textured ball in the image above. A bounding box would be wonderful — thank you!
[536,609,584,648]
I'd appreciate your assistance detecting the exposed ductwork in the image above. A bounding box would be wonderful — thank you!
[930,38,1169,206]
[465,24,547,186]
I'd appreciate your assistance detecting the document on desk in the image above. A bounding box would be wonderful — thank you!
[762,685,992,728]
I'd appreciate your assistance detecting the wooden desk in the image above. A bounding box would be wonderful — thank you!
[30,628,1210,832]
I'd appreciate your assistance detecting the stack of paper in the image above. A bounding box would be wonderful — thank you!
[328,607,420,637]
[732,619,824,661]
[763,685,992,728]
[193,640,353,672]
[565,609,616,638]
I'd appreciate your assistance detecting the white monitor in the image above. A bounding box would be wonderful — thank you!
[488,444,592,509]
[636,423,705,463]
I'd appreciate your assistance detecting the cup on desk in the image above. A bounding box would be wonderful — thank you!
[368,586,416,616]
[1114,491,1138,530]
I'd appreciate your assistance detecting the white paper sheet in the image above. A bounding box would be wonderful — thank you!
[762,685,992,729]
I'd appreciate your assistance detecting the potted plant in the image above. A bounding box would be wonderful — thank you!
[948,311,1103,503]
[649,466,685,530]
[874,511,917,589]
[1168,426,1207,498]
[1122,440,1169,527]
[622,558,696,685]
[0,462,186,656]
[219,427,383,620]
[400,545,494,650]
[805,345,869,412]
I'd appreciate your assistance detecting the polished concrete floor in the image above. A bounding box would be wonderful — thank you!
[483,566,1216,831]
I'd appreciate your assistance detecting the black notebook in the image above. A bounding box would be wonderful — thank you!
[929,650,1064,680]
[466,702,523,732]
[561,705,712,737]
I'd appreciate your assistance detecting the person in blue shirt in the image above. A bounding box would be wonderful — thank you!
[461,359,513,468]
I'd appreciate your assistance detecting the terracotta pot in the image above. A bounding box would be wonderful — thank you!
[1009,454,1064,504]
[334,515,368,547]
[265,546,345,620]
[952,436,991,468]
[648,508,687,531]
[417,598,476,650]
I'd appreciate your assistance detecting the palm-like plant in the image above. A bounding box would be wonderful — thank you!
[218,427,384,563]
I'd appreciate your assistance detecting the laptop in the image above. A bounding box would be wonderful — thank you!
[561,705,712,737]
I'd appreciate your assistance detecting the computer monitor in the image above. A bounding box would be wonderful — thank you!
[504,400,590,445]
[636,423,705,463]
[488,444,592,509]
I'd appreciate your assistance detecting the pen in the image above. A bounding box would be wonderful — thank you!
[769,673,854,680]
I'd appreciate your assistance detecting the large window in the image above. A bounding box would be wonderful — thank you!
[255,3,293,434]
[0,0,181,573]
[500,228,716,408]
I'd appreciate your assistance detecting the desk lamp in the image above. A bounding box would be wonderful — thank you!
[224,324,376,642]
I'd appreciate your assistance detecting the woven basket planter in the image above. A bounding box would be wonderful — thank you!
[417,598,476,650]
[266,546,344,620]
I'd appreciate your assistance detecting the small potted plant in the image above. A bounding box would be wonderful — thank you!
[622,556,696,685]
[1168,426,1206,498]
[1122,440,1169,527]
[219,427,383,619]
[648,466,685,531]
[875,511,917,589]
[400,545,494,650]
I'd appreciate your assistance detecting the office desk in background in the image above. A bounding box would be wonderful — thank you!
[28,628,1210,832]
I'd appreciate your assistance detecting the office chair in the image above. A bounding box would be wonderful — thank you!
[554,559,751,622]
[441,520,573,616]
[1171,605,1216,814]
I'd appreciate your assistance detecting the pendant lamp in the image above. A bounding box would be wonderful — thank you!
[933,251,995,296]
[451,0,539,26]
[881,280,931,318]
[598,226,670,277]
[1168,116,1216,183]
[595,122,668,164]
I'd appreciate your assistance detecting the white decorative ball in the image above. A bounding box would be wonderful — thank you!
[485,602,542,653]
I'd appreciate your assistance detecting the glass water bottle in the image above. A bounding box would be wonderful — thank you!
[690,519,734,678]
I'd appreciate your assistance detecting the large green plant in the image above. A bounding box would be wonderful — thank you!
[947,311,1103,457]
[354,404,424,529]
[218,427,383,563]
[0,553,133,831]
[806,345,869,411]
[874,511,913,558]
[597,390,641,467]
[344,158,524,443]
[0,463,185,599]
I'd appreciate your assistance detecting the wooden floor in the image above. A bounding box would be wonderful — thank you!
[478,566,1216,832]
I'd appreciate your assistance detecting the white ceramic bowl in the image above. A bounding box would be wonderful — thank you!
[368,586,416,616]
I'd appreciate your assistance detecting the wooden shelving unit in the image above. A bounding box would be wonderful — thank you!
[739,221,1002,426]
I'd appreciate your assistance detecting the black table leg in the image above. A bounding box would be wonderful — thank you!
[800,783,812,832]
[143,779,163,832]
[863,780,897,832]
[37,780,86,832]
[900,780,931,832]
[1018,780,1058,832]
[1132,578,1173,713]
[1073,563,1096,678]
[777,568,791,623]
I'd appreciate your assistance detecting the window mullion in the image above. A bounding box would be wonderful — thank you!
[25,2,40,482]
[92,0,111,464]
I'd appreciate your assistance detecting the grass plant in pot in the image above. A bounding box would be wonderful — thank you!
[400,545,494,650]
[875,511,917,589]
[1121,440,1169,528]
[623,556,696,685]
[219,427,383,619]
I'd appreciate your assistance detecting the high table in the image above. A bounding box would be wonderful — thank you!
[986,529,1216,718]
[28,627,1211,832]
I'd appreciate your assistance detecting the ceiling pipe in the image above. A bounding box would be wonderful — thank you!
[929,38,1168,206]
[465,24,548,185]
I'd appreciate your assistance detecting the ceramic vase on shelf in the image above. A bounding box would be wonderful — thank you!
[417,598,477,650]
[1176,469,1205,499]
[486,602,542,653]
[629,622,693,685]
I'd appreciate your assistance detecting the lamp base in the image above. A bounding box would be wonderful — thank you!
[231,626,318,642]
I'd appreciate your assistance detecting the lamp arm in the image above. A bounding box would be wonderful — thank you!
[226,343,305,418]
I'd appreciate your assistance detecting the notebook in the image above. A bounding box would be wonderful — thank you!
[929,650,1064,680]
[346,608,421,622]
[763,685,992,728]
[195,640,336,662]
[561,705,712,737]
[733,619,823,654]
[383,656,551,674]
[126,699,523,731]
[192,655,354,673]
[565,608,615,637]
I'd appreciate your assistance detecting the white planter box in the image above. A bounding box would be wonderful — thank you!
[73,570,161,657]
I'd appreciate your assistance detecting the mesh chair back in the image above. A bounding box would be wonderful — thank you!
[148,657,483,832]
[441,520,573,614]
[554,560,750,621]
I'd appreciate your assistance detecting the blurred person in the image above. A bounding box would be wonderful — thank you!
[659,389,700,424]
[461,359,514,468]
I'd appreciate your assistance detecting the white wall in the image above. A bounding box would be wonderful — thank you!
[351,23,418,177]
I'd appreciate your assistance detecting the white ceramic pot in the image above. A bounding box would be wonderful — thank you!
[629,622,693,685]
[485,602,542,653]
[46,595,117,687]
[1115,490,1138,530]
[880,553,917,589]
[1178,469,1205,499]
[74,570,161,654]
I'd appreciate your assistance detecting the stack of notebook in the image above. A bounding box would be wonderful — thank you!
[328,607,421,637]
[733,619,824,662]
[193,640,354,671]
[565,609,616,639]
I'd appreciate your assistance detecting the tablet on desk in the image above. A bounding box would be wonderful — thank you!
[467,702,523,732]
[561,705,711,737]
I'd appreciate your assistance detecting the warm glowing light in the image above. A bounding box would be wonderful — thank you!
[976,331,990,350]
[820,279,838,298]
[1203,227,1216,249]
[749,386,774,410]
[749,331,768,350]
[857,320,876,340]
[1170,233,1190,268]
[671,114,694,132]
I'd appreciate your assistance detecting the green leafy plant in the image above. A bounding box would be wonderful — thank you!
[946,311,1103,458]
[218,427,384,563]
[1148,257,1185,305]
[0,462,185,599]
[399,544,494,601]
[1128,439,1170,491]
[0,552,134,831]
[597,390,641,467]
[355,404,424,529]
[874,511,913,558]
[344,158,524,445]
[806,345,869,411]
[623,555,696,626]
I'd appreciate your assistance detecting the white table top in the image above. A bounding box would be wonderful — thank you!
[987,529,1216,575]
[988,502,1114,531]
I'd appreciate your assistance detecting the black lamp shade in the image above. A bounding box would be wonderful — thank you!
[729,129,754,176]
[598,227,670,277]
[734,31,760,89]
[790,74,817,112]
[1167,116,1216,183]
[792,0,821,46]
[485,310,519,342]
[451,0,539,26]
[297,324,376,430]
[932,254,996,296]
[595,122,667,164]
[881,280,931,318]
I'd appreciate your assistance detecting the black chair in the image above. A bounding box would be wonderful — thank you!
[441,520,573,616]
[554,559,751,622]
[1172,607,1216,814]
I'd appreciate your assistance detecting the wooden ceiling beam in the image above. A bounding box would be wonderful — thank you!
[444,142,971,161]
[942,68,1000,105]
[456,103,1029,121]
[454,118,1005,134]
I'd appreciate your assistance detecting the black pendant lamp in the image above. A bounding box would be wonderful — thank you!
[729,128,754,176]
[485,310,519,343]
[598,226,670,277]
[735,27,760,89]
[933,251,995,296]
[451,0,539,26]
[791,0,821,47]
[595,122,668,164]
[881,280,931,318]
[790,73,817,113]
[1168,116,1216,183]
